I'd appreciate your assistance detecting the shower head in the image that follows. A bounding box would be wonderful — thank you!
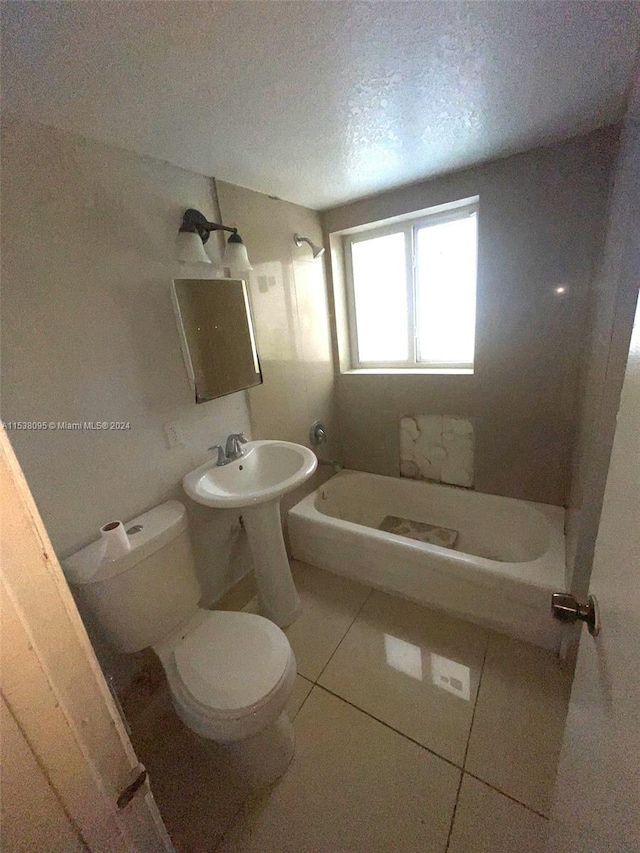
[294,233,325,259]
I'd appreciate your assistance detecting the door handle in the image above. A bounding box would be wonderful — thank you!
[551,593,600,637]
[117,763,148,809]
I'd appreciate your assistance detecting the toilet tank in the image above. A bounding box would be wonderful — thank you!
[63,501,201,653]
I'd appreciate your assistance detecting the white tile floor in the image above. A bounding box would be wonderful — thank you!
[127,561,572,853]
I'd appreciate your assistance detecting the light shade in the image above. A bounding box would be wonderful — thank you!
[176,230,211,265]
[223,233,253,272]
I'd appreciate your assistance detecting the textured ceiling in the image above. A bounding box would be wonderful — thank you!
[2,1,639,209]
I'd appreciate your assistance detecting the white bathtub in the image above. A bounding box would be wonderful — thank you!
[288,470,567,650]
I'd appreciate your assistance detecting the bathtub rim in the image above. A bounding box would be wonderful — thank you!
[288,468,566,594]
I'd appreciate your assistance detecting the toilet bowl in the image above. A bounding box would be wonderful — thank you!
[63,500,297,785]
[156,608,297,783]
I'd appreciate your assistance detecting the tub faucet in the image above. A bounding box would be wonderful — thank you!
[224,432,248,461]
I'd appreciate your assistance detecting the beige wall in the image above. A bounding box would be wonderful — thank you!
[0,119,337,615]
[216,180,339,509]
[0,118,253,606]
[322,127,619,506]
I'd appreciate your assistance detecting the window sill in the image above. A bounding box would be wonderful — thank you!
[342,367,474,376]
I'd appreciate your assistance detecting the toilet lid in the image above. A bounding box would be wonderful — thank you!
[172,611,292,713]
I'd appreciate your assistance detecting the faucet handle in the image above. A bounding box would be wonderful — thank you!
[224,432,248,461]
[207,444,227,466]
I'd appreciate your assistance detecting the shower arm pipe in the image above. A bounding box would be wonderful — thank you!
[179,208,238,244]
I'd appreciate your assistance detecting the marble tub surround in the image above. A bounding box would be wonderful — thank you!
[400,415,475,487]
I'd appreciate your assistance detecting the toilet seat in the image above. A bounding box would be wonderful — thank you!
[154,608,297,742]
[174,609,292,714]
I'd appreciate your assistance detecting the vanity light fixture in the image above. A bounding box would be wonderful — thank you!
[177,208,253,271]
[294,233,325,259]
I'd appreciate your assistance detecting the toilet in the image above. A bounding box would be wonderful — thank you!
[63,500,297,785]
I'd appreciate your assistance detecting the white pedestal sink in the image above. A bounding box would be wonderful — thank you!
[183,440,317,627]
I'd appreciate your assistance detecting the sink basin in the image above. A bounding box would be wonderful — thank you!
[183,439,317,509]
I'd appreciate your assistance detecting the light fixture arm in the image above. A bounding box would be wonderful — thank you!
[177,207,252,271]
[179,208,237,245]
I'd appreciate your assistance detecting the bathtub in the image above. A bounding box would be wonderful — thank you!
[288,470,566,650]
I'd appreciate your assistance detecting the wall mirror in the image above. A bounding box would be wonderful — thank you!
[172,278,262,403]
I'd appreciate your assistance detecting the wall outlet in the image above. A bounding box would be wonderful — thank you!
[164,420,184,449]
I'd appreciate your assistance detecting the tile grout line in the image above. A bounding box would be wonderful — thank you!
[291,675,315,721]
[312,585,374,685]
[316,628,550,826]
[443,773,465,853]
[460,636,550,820]
[444,637,489,852]
[462,637,490,766]
[462,771,550,821]
[315,684,462,773]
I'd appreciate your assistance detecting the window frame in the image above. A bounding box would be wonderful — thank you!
[343,201,479,372]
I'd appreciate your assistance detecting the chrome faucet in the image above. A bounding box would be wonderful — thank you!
[208,433,248,466]
[225,432,248,461]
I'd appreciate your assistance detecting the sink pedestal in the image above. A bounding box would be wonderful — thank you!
[182,439,316,627]
[242,500,301,628]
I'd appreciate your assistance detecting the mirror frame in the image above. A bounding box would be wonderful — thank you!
[171,277,263,403]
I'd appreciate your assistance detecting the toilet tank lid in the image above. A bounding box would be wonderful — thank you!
[62,500,188,586]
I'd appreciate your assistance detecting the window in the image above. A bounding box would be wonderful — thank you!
[344,202,478,371]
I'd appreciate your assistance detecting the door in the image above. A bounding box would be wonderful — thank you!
[567,80,640,605]
[545,247,640,847]
[0,425,175,853]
